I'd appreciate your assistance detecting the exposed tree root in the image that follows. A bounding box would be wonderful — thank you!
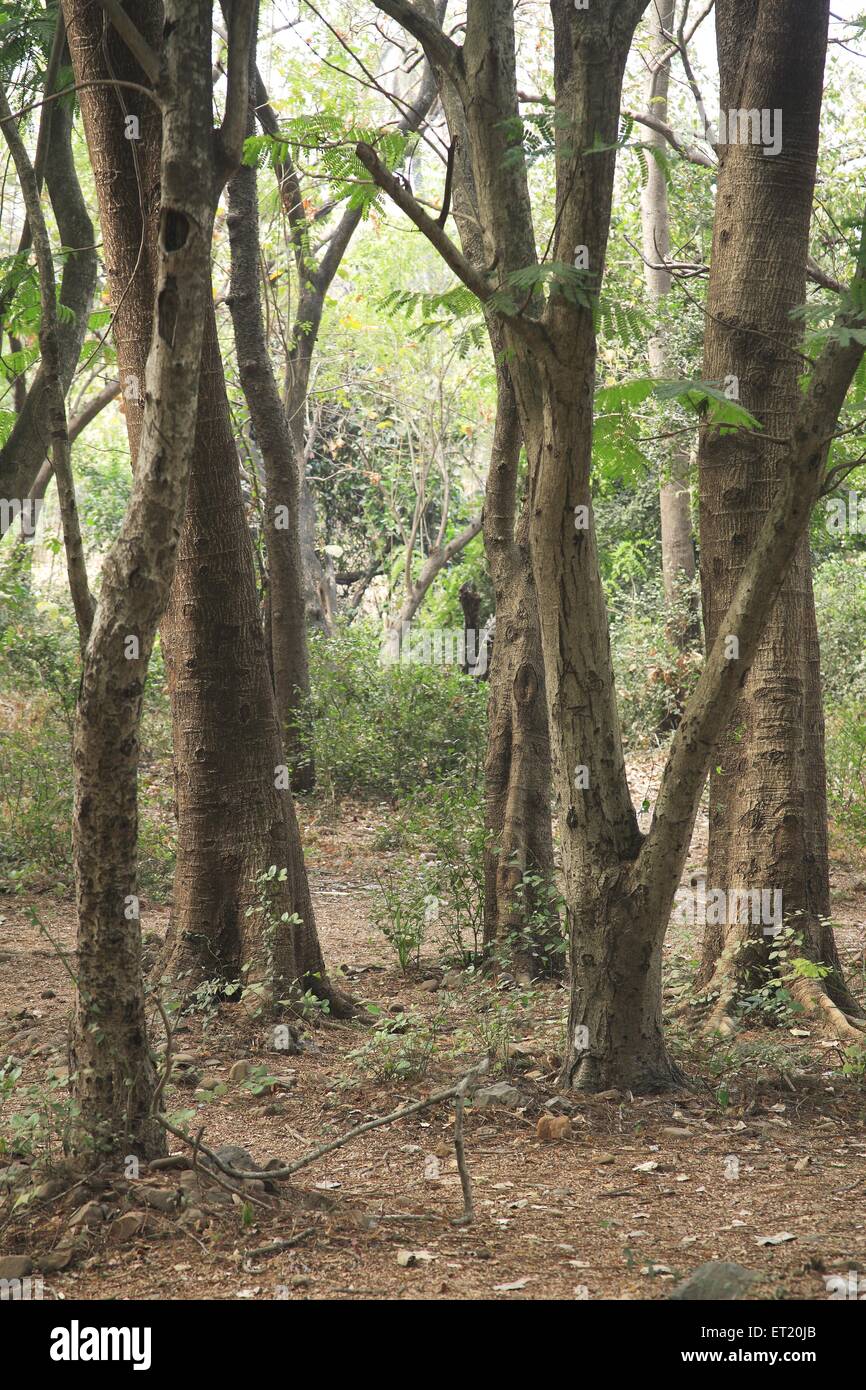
[697,936,866,1043]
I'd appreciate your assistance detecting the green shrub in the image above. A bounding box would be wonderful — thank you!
[609,580,703,746]
[826,703,866,844]
[297,620,488,799]
[814,552,866,707]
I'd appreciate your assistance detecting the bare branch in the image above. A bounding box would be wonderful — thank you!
[95,0,162,86]
[217,0,257,177]
[371,0,464,87]
[356,140,493,303]
[0,86,93,644]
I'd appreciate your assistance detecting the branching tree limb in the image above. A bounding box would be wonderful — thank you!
[0,87,93,645]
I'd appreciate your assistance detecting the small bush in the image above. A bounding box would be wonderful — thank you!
[296,621,487,799]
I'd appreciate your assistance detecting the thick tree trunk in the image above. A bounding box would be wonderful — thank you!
[369,0,866,1092]
[62,0,237,1156]
[694,0,862,1038]
[640,0,698,643]
[402,52,559,976]
[63,0,347,1015]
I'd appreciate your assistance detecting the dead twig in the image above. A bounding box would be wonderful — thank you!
[245,1228,316,1260]
[154,1051,488,1224]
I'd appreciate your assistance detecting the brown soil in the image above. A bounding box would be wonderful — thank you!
[1,780,865,1302]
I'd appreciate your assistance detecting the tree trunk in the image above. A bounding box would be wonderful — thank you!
[226,26,313,793]
[639,0,698,640]
[368,0,866,1092]
[693,0,862,1039]
[256,56,437,758]
[63,0,348,1015]
[481,367,559,977]
[63,0,239,1156]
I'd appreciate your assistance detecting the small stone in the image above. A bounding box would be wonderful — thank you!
[33,1180,65,1202]
[207,1145,259,1175]
[68,1201,105,1228]
[229,1060,252,1082]
[670,1261,761,1301]
[0,1255,32,1279]
[662,1127,693,1138]
[138,1188,178,1213]
[108,1212,146,1245]
[38,1247,74,1273]
[179,1208,208,1231]
[544,1096,577,1116]
[197,1075,224,1092]
[474,1082,523,1110]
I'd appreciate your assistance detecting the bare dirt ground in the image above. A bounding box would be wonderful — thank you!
[1,775,865,1302]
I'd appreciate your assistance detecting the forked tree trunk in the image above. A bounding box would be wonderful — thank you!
[694,0,863,1039]
[368,0,866,1091]
[63,0,348,1015]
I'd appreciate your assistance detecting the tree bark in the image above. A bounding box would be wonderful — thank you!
[368,0,866,1091]
[63,0,348,1015]
[64,0,238,1156]
[693,0,862,1039]
[226,66,314,794]
[254,54,437,778]
[480,368,558,976]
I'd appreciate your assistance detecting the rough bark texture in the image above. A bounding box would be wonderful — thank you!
[256,53,437,783]
[64,0,224,1157]
[63,0,346,1015]
[694,0,862,1038]
[371,0,866,1091]
[423,31,558,974]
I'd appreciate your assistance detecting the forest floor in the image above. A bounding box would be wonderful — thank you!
[1,758,865,1302]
